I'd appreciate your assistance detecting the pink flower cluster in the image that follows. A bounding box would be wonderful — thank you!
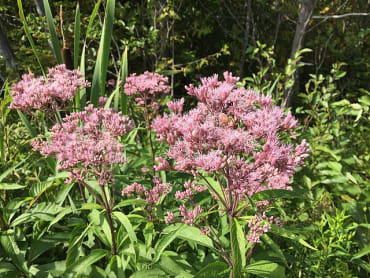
[121,177,171,206]
[247,213,282,243]
[152,72,309,200]
[10,64,89,113]
[175,180,207,200]
[179,204,203,226]
[32,105,133,185]
[124,71,170,109]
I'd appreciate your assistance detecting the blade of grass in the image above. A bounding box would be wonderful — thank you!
[73,3,81,69]
[79,0,101,109]
[90,0,115,106]
[120,46,128,114]
[43,0,62,64]
[17,0,45,76]
[74,2,81,109]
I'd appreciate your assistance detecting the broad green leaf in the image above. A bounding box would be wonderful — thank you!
[176,224,214,248]
[0,233,27,272]
[159,253,193,277]
[315,145,341,161]
[0,183,26,190]
[195,261,229,278]
[29,239,59,263]
[36,261,66,276]
[245,260,285,278]
[0,262,17,273]
[114,199,147,210]
[154,225,184,263]
[67,249,109,274]
[43,0,62,64]
[231,218,244,277]
[80,203,103,210]
[113,211,137,245]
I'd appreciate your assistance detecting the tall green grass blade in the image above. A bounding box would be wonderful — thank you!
[79,47,86,109]
[120,46,128,114]
[17,0,45,76]
[79,0,101,109]
[43,0,62,64]
[90,0,116,106]
[73,3,80,69]
[74,3,81,109]
[17,111,36,137]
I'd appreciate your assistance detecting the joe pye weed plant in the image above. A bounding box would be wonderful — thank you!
[0,1,318,277]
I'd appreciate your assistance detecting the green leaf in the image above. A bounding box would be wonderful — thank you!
[43,0,62,64]
[73,2,80,69]
[90,0,115,106]
[351,245,370,260]
[0,183,26,190]
[315,145,341,161]
[0,233,27,272]
[120,46,129,114]
[114,199,147,209]
[253,189,304,201]
[0,262,17,273]
[270,225,317,250]
[130,268,166,278]
[154,225,184,263]
[176,224,214,248]
[37,261,66,276]
[231,218,244,277]
[195,262,230,278]
[195,261,229,278]
[112,211,137,245]
[245,260,285,278]
[74,2,81,108]
[261,234,288,267]
[17,110,36,137]
[159,253,193,277]
[29,239,59,263]
[67,249,109,274]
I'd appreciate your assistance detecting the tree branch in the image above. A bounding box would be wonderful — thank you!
[312,13,369,19]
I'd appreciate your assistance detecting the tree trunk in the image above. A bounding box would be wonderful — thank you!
[0,23,16,71]
[282,0,315,108]
[34,0,45,17]
[238,0,251,77]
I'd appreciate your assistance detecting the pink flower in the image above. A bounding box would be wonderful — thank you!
[33,105,133,185]
[10,64,89,113]
[124,71,170,96]
[165,212,175,224]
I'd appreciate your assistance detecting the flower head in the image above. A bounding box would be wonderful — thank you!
[10,64,89,113]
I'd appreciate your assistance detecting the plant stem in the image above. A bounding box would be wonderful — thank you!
[143,98,156,176]
[101,184,117,255]
[228,214,235,277]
